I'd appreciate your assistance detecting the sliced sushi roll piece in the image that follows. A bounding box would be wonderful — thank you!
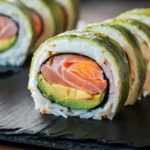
[109,19,150,97]
[19,0,63,51]
[0,16,17,53]
[86,23,146,105]
[28,30,130,120]
[0,0,34,66]
[56,0,80,31]
[117,8,150,97]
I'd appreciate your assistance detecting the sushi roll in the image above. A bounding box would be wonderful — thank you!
[19,0,63,51]
[56,0,80,31]
[0,0,34,66]
[85,23,146,105]
[108,19,150,97]
[28,30,130,120]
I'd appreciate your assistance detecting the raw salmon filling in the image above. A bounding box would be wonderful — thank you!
[0,15,18,40]
[40,54,107,95]
[0,15,18,52]
[30,10,43,37]
[59,5,68,31]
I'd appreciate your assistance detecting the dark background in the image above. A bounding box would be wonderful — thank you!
[80,0,150,24]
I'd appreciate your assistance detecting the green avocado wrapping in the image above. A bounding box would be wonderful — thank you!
[28,29,130,119]
[85,23,146,105]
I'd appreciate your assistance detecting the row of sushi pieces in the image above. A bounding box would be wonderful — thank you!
[0,0,80,66]
[28,8,150,120]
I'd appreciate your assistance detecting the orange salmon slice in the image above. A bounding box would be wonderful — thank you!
[41,54,107,95]
[0,15,17,40]
[59,5,67,31]
[30,10,42,37]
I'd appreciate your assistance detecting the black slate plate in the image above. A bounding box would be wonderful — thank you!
[0,56,150,150]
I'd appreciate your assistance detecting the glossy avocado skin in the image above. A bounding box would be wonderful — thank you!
[0,35,17,53]
[38,74,105,110]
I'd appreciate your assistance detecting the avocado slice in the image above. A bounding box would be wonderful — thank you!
[38,74,105,110]
[0,35,17,53]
